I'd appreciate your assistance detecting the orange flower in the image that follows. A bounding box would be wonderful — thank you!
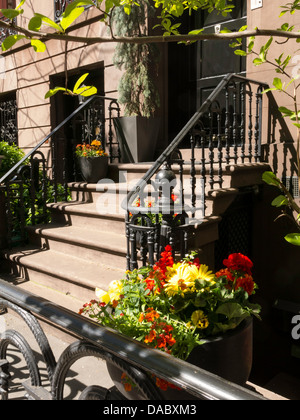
[144,329,156,344]
[144,308,160,322]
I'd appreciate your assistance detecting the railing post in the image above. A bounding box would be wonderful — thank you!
[155,162,177,253]
[0,188,7,250]
[0,359,10,400]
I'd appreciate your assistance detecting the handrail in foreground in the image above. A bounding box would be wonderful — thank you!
[0,278,266,400]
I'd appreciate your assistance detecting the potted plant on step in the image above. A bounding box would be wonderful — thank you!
[75,140,108,183]
[79,245,261,399]
[112,1,161,163]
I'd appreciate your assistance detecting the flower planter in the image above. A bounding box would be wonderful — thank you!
[114,116,160,163]
[77,155,108,183]
[106,318,253,400]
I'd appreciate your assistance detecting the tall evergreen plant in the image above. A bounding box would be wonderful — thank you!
[112,1,160,118]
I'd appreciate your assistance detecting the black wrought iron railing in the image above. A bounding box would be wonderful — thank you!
[0,278,266,400]
[0,95,120,248]
[124,73,268,270]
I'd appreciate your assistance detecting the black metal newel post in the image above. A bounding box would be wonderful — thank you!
[155,162,177,254]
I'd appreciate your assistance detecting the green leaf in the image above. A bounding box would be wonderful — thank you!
[234,49,247,56]
[75,86,97,97]
[253,57,263,66]
[271,195,289,207]
[45,87,72,99]
[216,302,245,320]
[34,13,62,32]
[0,8,22,19]
[262,171,281,187]
[28,16,42,32]
[188,29,204,36]
[31,39,46,52]
[278,106,295,117]
[16,0,26,10]
[73,73,90,93]
[273,77,283,90]
[60,6,85,31]
[1,34,26,51]
[285,233,300,246]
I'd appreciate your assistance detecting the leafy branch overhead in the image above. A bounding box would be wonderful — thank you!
[1,0,300,52]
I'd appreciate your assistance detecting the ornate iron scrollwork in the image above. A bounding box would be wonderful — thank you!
[0,299,160,400]
[0,97,18,145]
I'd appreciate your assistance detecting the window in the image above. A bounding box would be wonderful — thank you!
[0,92,18,146]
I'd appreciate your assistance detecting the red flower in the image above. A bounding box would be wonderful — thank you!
[153,245,174,280]
[235,274,255,296]
[215,268,235,282]
[223,253,253,274]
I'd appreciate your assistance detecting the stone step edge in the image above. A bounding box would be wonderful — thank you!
[3,247,125,286]
[27,224,128,256]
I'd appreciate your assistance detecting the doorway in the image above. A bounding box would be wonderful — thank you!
[49,65,104,182]
[168,1,247,142]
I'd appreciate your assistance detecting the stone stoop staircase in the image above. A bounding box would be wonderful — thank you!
[0,161,270,307]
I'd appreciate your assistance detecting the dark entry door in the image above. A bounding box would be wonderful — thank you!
[196,0,247,108]
[168,0,247,141]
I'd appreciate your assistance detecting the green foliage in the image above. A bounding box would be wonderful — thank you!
[263,171,300,246]
[44,73,97,99]
[112,1,160,117]
[0,141,26,178]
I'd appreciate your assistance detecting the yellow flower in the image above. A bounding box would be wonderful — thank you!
[91,140,101,147]
[164,263,215,296]
[191,310,209,329]
[95,288,110,304]
[108,280,123,302]
[96,280,123,304]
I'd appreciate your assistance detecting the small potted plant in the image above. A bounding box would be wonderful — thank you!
[79,245,261,398]
[75,140,108,183]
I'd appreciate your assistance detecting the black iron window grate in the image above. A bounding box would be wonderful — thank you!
[214,192,253,270]
[282,176,300,199]
[0,93,18,145]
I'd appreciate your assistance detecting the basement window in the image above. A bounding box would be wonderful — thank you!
[0,91,18,146]
[281,176,300,199]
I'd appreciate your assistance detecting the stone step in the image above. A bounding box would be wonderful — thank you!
[68,162,270,205]
[2,246,125,302]
[26,224,127,270]
[48,201,126,234]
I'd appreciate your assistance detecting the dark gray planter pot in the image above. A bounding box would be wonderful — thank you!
[77,155,108,183]
[107,318,253,400]
[114,116,160,163]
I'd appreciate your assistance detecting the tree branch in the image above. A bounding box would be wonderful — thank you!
[0,16,299,47]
